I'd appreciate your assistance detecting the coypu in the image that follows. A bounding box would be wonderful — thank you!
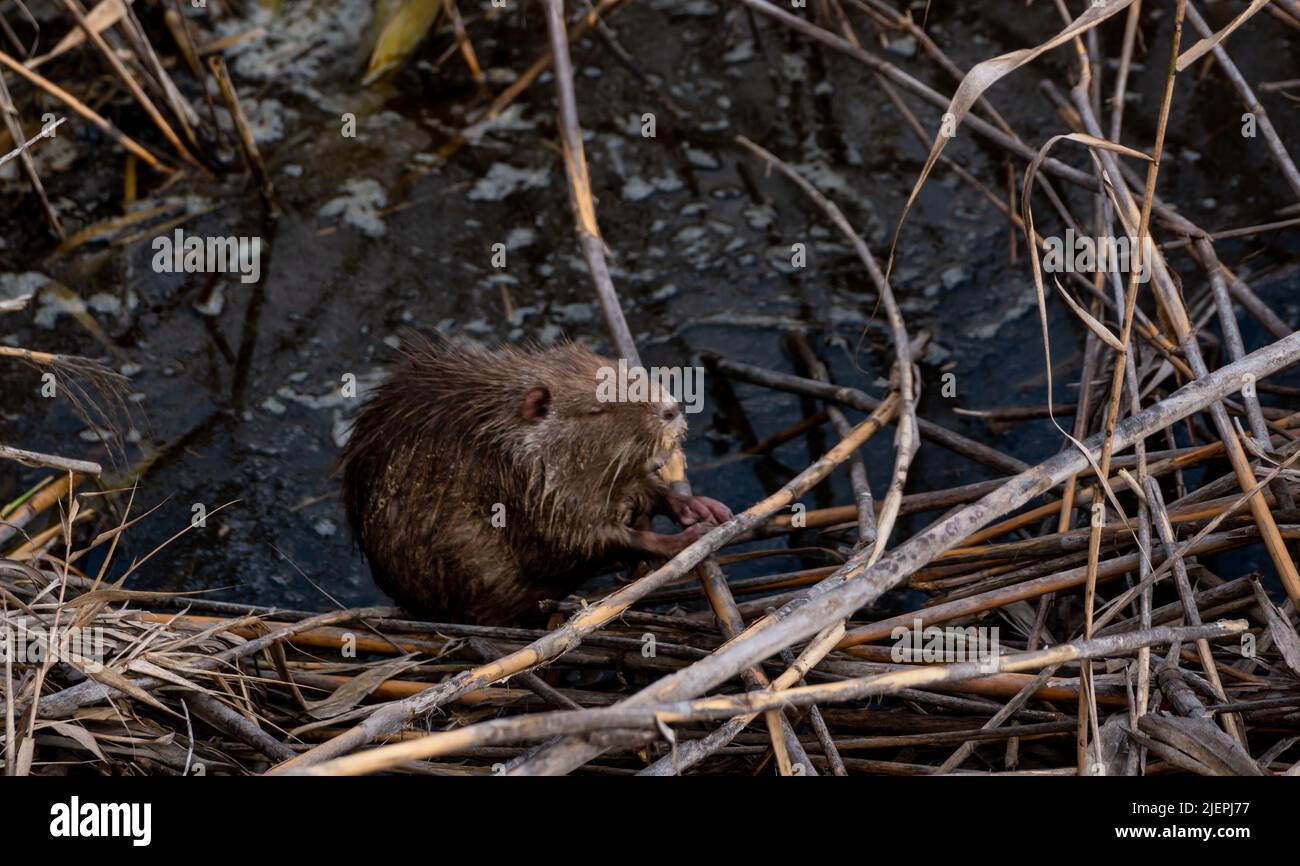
[337,339,731,624]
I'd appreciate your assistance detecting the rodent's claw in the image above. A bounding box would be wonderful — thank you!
[695,496,733,524]
[673,501,703,526]
[674,521,713,547]
[626,522,712,559]
[660,486,733,525]
[671,494,732,527]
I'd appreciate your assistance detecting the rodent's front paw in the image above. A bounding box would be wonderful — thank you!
[674,521,713,547]
[694,496,732,524]
[673,494,732,527]
[639,522,712,559]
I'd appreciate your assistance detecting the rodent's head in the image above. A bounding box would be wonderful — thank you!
[515,345,686,480]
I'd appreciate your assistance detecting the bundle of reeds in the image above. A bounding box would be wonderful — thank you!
[3,0,1299,777]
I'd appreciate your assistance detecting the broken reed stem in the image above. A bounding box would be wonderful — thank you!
[444,0,486,90]
[934,664,1062,774]
[0,444,100,476]
[1184,3,1300,201]
[0,114,64,171]
[788,334,876,547]
[1142,477,1244,747]
[1177,0,1275,71]
[119,0,201,150]
[0,47,169,172]
[207,54,279,215]
[467,0,622,129]
[1109,0,1142,142]
[705,354,1027,475]
[699,562,816,776]
[0,473,80,549]
[1076,0,1185,775]
[636,615,852,775]
[56,0,203,172]
[541,0,638,365]
[0,76,63,237]
[164,0,223,135]
[0,295,32,315]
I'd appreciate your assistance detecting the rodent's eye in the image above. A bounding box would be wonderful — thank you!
[587,406,606,416]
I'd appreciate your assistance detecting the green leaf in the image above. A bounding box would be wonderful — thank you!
[365,0,444,85]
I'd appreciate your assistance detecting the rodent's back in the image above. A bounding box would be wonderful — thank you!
[337,339,669,623]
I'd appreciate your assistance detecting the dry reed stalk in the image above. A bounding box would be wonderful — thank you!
[55,0,203,171]
[540,0,637,364]
[788,334,876,546]
[443,0,485,90]
[0,75,63,237]
[207,54,279,214]
[0,473,81,549]
[705,354,1028,474]
[0,47,169,171]
[294,621,1246,775]
[0,445,100,476]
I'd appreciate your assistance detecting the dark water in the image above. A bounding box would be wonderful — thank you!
[2,0,1297,611]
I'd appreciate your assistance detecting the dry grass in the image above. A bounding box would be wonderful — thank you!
[3,0,1299,777]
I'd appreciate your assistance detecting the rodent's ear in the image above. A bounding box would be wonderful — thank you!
[520,386,551,422]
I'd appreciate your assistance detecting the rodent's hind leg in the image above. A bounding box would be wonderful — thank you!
[606,522,712,559]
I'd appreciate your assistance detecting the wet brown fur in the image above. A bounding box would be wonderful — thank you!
[337,339,690,624]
